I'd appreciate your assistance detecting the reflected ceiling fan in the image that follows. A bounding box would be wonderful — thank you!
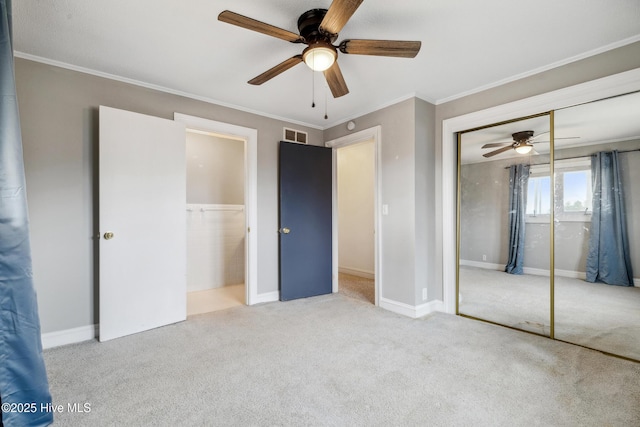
[482,131,579,158]
[218,0,421,98]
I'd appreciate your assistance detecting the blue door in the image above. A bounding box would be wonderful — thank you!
[279,141,333,300]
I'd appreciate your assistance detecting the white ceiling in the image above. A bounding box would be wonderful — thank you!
[12,0,640,129]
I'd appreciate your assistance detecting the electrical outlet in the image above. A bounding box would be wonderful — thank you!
[422,288,427,301]
[482,254,487,261]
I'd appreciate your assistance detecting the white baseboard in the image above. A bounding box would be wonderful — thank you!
[338,266,375,279]
[251,291,279,304]
[380,297,444,319]
[415,300,445,317]
[460,259,587,279]
[460,259,503,271]
[460,259,640,286]
[41,324,98,349]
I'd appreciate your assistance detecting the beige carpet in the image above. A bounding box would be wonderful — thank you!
[459,266,640,361]
[44,293,640,426]
[338,273,374,304]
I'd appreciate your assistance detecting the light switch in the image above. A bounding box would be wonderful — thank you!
[382,204,389,215]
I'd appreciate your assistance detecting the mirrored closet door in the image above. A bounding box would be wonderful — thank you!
[458,114,552,336]
[457,91,640,361]
[553,91,640,361]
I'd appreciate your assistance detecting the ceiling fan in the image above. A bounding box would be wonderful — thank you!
[218,0,421,98]
[481,131,579,158]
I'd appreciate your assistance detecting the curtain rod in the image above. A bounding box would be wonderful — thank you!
[502,148,640,169]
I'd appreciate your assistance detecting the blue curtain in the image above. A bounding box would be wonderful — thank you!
[0,0,53,425]
[586,151,634,286]
[505,164,530,274]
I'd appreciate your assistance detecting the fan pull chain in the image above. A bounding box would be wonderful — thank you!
[311,70,315,108]
[324,89,328,120]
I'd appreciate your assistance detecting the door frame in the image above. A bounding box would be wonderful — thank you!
[174,113,259,305]
[441,68,640,314]
[326,125,382,306]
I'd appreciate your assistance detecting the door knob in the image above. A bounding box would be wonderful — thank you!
[279,227,291,234]
[104,231,115,240]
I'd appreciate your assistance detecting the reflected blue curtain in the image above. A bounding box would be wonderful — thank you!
[586,151,633,286]
[505,164,530,274]
[0,0,53,425]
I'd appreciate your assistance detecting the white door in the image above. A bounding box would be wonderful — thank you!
[99,106,186,341]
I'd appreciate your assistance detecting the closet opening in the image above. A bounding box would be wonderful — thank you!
[185,129,246,315]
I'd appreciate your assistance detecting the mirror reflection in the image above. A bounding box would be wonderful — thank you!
[458,91,640,361]
[554,91,640,361]
[459,114,552,336]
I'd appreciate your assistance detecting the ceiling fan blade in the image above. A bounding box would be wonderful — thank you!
[248,55,304,85]
[323,62,349,98]
[481,142,511,149]
[531,131,550,140]
[339,39,421,58]
[319,0,364,35]
[218,11,305,43]
[483,145,514,158]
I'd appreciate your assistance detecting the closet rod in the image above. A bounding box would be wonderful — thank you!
[186,206,244,212]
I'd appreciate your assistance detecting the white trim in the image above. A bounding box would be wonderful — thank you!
[460,259,504,271]
[174,113,259,306]
[41,325,97,349]
[326,126,382,307]
[442,68,640,315]
[435,35,640,105]
[16,35,639,131]
[324,93,437,129]
[379,297,444,319]
[416,300,445,318]
[252,291,280,304]
[15,52,323,131]
[462,260,640,285]
[338,266,375,280]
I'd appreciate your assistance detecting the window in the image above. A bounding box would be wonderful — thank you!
[526,175,551,216]
[562,170,592,213]
[525,158,592,222]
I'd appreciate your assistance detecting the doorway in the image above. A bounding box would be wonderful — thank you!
[326,126,382,306]
[185,130,246,315]
[336,140,375,303]
[174,113,258,307]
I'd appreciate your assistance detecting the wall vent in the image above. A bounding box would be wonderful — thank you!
[283,127,308,144]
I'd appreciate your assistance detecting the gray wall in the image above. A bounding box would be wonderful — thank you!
[326,99,417,305]
[16,58,322,334]
[434,41,640,300]
[325,97,437,306]
[415,99,436,304]
[186,132,244,205]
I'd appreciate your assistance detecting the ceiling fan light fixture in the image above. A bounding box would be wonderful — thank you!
[303,44,337,71]
[515,144,533,154]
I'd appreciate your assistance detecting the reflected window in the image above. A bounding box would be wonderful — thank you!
[562,170,591,213]
[525,157,592,222]
[526,175,551,216]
